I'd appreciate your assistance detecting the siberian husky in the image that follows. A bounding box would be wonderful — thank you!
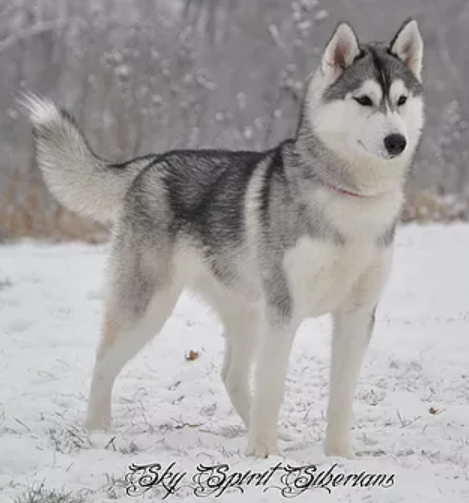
[23,18,424,458]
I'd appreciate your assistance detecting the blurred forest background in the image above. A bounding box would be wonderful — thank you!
[0,0,468,241]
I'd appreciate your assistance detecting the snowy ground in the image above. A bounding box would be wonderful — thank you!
[0,224,468,503]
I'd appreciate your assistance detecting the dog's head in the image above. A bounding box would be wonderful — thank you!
[306,19,425,167]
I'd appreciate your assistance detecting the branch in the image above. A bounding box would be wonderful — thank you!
[0,19,68,55]
[268,24,289,57]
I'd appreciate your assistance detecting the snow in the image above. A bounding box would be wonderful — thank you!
[0,224,468,502]
[314,9,329,22]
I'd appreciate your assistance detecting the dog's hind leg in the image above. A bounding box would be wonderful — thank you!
[220,336,232,384]
[86,243,181,431]
[217,301,260,428]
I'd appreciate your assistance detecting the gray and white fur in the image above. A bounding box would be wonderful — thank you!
[22,18,425,458]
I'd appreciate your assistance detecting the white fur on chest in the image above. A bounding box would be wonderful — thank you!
[315,186,403,242]
[284,238,379,318]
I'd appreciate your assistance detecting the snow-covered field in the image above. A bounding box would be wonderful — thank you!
[0,224,468,503]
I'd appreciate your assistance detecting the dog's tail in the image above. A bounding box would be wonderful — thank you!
[20,94,151,224]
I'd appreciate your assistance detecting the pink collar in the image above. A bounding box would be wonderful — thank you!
[321,180,366,198]
[336,187,365,197]
[325,182,391,198]
[323,182,366,197]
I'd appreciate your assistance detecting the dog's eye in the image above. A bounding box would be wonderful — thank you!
[354,96,373,107]
[397,95,408,106]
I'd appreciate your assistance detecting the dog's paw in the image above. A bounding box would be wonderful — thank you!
[246,442,278,458]
[324,439,355,459]
[246,432,278,458]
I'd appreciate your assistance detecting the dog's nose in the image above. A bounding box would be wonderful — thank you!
[384,134,407,156]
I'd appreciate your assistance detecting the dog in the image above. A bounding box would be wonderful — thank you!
[22,18,424,458]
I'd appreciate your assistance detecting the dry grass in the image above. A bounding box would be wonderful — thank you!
[402,190,469,223]
[0,168,109,243]
[1,171,468,243]
[14,483,86,503]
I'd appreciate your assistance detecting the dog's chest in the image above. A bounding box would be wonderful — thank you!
[284,238,378,317]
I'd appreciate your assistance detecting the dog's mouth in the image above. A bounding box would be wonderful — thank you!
[357,140,403,160]
[357,140,378,157]
[357,140,367,151]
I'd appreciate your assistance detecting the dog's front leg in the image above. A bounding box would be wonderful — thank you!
[325,250,392,458]
[247,309,297,458]
[324,306,376,458]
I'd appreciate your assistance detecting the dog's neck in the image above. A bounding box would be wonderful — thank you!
[293,114,409,199]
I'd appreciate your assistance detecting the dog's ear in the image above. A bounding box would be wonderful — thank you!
[321,23,360,79]
[389,19,423,81]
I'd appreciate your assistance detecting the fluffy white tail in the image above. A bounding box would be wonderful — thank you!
[21,94,150,224]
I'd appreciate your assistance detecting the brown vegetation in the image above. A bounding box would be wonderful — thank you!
[0,169,108,243]
[401,190,468,224]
